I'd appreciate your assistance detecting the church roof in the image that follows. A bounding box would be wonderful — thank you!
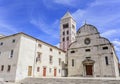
[61,11,73,19]
[77,24,99,35]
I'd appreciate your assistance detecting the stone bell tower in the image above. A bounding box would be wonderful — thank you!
[60,11,76,51]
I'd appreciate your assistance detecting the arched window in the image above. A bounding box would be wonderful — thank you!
[105,56,109,65]
[72,59,74,67]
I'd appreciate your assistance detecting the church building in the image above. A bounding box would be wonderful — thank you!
[67,23,119,77]
[59,12,119,78]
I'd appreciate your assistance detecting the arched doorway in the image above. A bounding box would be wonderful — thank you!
[82,58,95,76]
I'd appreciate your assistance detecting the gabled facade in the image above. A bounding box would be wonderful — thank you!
[67,24,119,77]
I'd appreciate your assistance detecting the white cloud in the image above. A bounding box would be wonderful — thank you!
[70,0,120,31]
[0,4,20,35]
[101,30,117,38]
[100,29,120,40]
[72,9,86,24]
[30,18,59,39]
[112,39,120,47]
[53,0,75,6]
[0,20,18,35]
[42,0,82,8]
[90,0,120,7]
[112,39,120,59]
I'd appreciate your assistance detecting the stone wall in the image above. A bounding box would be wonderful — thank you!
[20,77,120,84]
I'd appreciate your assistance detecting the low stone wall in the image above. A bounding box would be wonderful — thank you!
[20,77,120,84]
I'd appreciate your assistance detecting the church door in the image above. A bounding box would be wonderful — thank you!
[86,65,93,75]
[43,67,46,77]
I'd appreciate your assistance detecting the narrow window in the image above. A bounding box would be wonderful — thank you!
[59,52,61,54]
[37,67,40,72]
[63,32,65,35]
[71,51,75,53]
[7,65,11,72]
[67,37,69,41]
[72,59,74,67]
[67,30,69,35]
[1,65,4,71]
[38,44,42,47]
[0,42,3,45]
[49,56,53,64]
[36,53,41,62]
[12,39,15,43]
[59,58,61,65]
[50,48,52,51]
[103,46,108,50]
[63,38,65,42]
[9,50,14,58]
[85,49,90,52]
[105,56,109,65]
[86,57,91,59]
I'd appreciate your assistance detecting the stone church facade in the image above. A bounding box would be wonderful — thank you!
[67,24,119,77]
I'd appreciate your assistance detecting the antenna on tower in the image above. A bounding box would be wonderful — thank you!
[85,20,87,24]
[67,8,70,13]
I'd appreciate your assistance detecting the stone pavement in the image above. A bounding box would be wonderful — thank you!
[20,77,120,84]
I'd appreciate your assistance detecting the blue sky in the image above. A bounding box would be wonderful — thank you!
[0,0,120,60]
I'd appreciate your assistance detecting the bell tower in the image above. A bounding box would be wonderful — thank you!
[60,11,76,51]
